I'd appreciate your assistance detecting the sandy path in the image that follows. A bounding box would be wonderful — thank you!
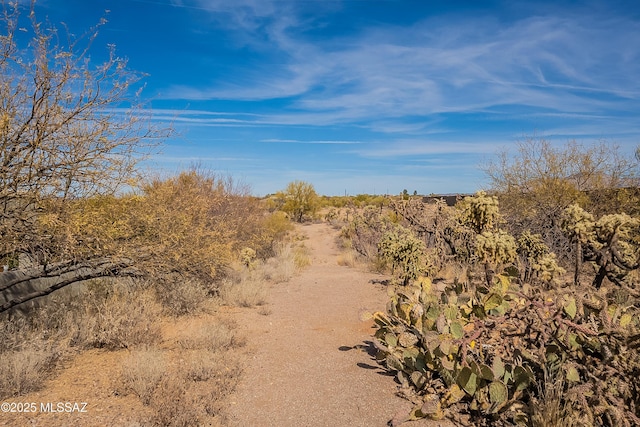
[226,223,444,427]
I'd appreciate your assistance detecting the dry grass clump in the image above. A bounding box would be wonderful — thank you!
[144,359,239,426]
[336,249,358,267]
[116,319,244,426]
[293,243,311,269]
[0,340,60,399]
[118,345,242,426]
[263,242,296,283]
[529,370,586,427]
[146,375,203,427]
[261,241,311,283]
[257,306,272,316]
[0,314,31,353]
[71,287,162,350]
[177,320,245,351]
[0,278,162,399]
[145,372,235,427]
[118,320,243,426]
[218,271,268,308]
[220,234,314,307]
[120,349,167,405]
[155,278,209,317]
[183,350,241,385]
[184,352,221,382]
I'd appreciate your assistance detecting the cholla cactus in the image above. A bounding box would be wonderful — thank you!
[531,252,565,284]
[561,204,595,285]
[475,230,517,287]
[561,204,595,243]
[594,213,639,247]
[476,230,517,265]
[517,231,561,284]
[458,191,501,234]
[458,192,517,287]
[562,205,640,288]
[378,225,427,285]
[240,247,257,269]
[591,213,640,287]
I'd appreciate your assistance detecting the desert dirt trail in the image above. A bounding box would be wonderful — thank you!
[225,222,447,427]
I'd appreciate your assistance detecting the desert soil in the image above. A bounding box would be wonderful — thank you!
[224,223,448,427]
[1,222,452,427]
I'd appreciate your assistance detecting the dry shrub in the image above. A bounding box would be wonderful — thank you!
[293,243,311,269]
[257,305,272,316]
[2,278,161,351]
[218,275,267,308]
[155,278,209,317]
[0,315,31,353]
[123,346,241,426]
[139,171,290,282]
[263,242,296,283]
[120,349,167,405]
[250,210,293,258]
[183,350,241,385]
[177,320,244,351]
[146,375,202,427]
[336,249,358,267]
[0,342,60,399]
[71,287,162,350]
[184,353,221,383]
[145,365,238,427]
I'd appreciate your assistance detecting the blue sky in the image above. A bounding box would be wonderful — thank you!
[29,0,640,196]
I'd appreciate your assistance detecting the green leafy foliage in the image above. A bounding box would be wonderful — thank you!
[279,181,319,222]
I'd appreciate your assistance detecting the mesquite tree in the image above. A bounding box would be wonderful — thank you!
[0,1,163,262]
[483,138,639,258]
[0,1,169,313]
[281,180,318,222]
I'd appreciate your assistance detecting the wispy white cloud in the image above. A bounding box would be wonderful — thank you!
[353,139,502,158]
[155,155,256,162]
[159,3,640,135]
[260,138,363,144]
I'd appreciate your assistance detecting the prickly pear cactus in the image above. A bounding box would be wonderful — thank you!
[372,275,640,426]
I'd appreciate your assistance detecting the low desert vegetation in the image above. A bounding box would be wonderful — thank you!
[115,318,246,426]
[0,3,301,421]
[341,138,640,426]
